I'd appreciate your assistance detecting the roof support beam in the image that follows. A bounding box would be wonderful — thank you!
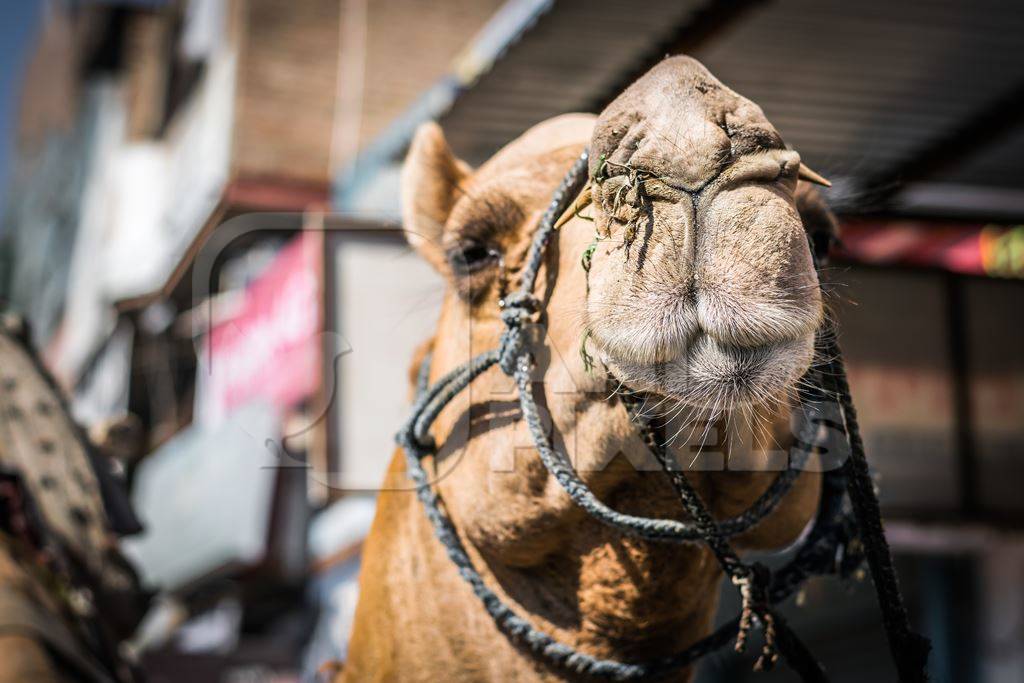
[869,78,1024,209]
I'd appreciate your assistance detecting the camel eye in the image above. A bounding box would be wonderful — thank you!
[448,241,500,277]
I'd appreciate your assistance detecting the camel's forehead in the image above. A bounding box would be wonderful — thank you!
[591,56,785,191]
[472,113,596,185]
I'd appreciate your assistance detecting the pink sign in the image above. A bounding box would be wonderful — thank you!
[839,220,1024,279]
[205,232,322,418]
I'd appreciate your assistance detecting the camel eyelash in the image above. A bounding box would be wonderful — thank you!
[445,240,501,277]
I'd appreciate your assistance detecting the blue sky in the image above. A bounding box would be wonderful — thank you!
[0,1,42,215]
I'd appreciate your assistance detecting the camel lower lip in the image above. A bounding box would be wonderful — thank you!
[597,334,814,409]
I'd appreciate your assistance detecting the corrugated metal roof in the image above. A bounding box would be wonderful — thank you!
[689,0,1024,195]
[343,0,1024,219]
[943,121,1024,188]
[441,0,710,165]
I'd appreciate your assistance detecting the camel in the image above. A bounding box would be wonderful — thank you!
[341,56,840,682]
[0,315,146,683]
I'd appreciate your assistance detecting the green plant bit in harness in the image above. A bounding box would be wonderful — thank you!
[396,150,931,683]
[579,330,595,375]
[595,155,660,250]
[581,237,598,273]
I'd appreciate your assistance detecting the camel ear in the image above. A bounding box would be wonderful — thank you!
[401,122,472,272]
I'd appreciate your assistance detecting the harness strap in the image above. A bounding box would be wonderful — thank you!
[396,150,930,681]
[619,381,827,681]
[820,337,931,683]
[401,347,844,680]
[771,611,831,683]
[514,356,803,543]
[408,350,499,451]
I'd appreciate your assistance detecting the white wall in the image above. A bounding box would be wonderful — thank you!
[329,232,443,491]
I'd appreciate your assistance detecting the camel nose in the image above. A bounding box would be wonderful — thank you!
[687,172,821,349]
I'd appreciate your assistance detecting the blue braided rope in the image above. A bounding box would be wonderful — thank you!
[393,151,856,680]
[404,150,814,543]
[514,357,809,542]
[408,350,500,450]
[398,351,841,680]
[398,430,742,680]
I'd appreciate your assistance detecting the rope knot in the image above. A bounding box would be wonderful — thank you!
[732,564,779,672]
[499,292,539,325]
[498,293,539,375]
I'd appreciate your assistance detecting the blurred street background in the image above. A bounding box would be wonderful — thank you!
[0,1,1021,681]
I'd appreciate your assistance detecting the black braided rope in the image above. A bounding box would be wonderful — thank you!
[400,418,737,680]
[395,150,929,681]
[400,356,845,680]
[819,335,931,683]
[619,374,828,680]
[513,360,807,543]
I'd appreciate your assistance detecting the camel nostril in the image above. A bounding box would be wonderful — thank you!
[682,285,698,306]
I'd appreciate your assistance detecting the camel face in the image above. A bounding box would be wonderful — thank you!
[352,58,828,681]
[585,56,822,410]
[401,113,596,302]
[401,56,823,414]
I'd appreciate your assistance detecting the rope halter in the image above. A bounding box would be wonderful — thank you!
[396,149,930,682]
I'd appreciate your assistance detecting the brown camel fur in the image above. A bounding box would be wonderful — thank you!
[341,56,833,682]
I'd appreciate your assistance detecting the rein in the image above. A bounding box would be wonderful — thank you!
[396,151,930,681]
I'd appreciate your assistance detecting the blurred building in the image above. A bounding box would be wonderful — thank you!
[0,0,1022,682]
[0,0,500,679]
